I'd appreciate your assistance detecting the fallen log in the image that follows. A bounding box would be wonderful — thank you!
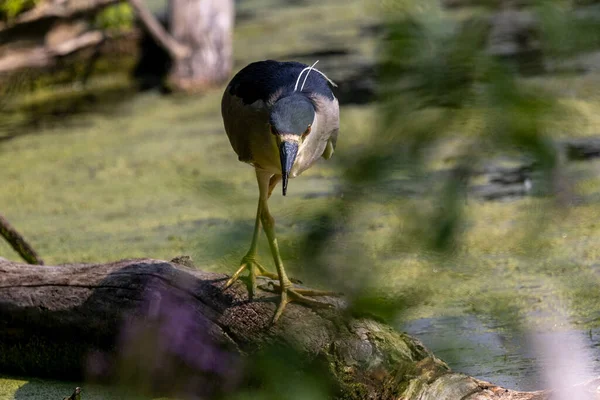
[0,257,597,399]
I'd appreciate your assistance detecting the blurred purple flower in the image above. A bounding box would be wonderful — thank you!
[87,283,241,399]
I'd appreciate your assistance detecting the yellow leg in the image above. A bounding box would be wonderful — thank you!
[224,198,278,298]
[225,173,302,298]
[255,170,336,323]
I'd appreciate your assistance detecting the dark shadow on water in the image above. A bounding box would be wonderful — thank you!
[0,84,138,144]
[284,48,352,59]
[131,11,173,94]
[329,65,377,105]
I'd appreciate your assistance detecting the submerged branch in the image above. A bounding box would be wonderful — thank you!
[0,214,43,264]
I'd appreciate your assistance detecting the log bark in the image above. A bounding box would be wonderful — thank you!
[2,257,597,399]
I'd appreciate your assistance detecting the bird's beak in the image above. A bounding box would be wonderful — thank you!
[279,138,299,196]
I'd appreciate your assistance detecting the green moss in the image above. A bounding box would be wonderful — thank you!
[330,361,370,400]
[325,320,451,399]
[94,3,134,32]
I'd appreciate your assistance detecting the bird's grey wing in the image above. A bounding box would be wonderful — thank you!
[291,93,339,177]
[322,126,338,160]
[312,94,339,160]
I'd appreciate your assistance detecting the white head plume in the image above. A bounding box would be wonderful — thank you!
[293,60,338,92]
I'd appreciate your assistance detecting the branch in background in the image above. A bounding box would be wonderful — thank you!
[126,0,189,60]
[0,33,102,73]
[0,214,43,265]
[0,48,50,74]
[0,0,121,32]
[49,30,106,55]
[0,30,132,74]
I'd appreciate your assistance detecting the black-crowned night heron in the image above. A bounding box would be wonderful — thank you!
[221,60,339,322]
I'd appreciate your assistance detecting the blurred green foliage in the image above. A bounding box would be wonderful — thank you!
[300,0,600,329]
[231,347,336,400]
[0,0,38,21]
[94,2,134,32]
[537,1,600,57]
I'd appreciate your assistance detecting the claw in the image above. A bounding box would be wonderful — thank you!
[225,256,338,321]
[225,263,249,289]
[224,255,278,298]
[264,280,339,323]
[260,281,341,297]
[272,285,335,323]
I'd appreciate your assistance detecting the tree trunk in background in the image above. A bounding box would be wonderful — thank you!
[168,0,234,92]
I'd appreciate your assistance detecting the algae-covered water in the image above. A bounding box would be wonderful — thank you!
[3,0,600,397]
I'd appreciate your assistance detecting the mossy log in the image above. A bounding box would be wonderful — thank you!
[0,257,597,399]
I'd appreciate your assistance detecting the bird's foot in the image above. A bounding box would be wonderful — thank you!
[224,254,279,298]
[260,280,340,323]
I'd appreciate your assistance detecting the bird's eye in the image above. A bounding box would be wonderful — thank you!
[269,124,277,135]
[302,124,312,139]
